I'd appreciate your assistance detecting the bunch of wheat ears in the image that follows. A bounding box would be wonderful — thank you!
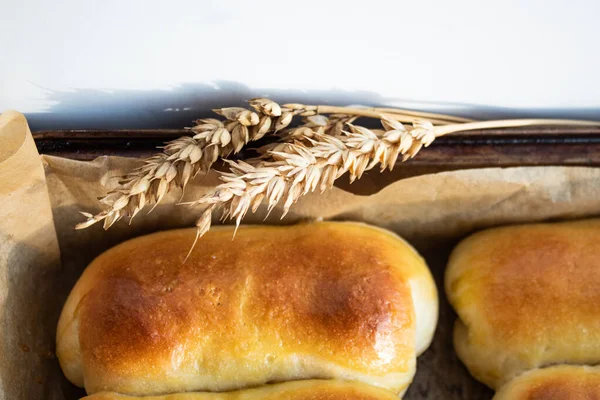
[77,98,600,250]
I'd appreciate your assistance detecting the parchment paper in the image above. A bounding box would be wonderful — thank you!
[2,110,600,399]
[0,112,62,399]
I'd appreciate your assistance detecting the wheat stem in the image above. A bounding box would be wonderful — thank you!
[288,104,464,125]
[371,107,473,123]
[434,119,600,136]
[76,99,600,235]
[316,105,472,124]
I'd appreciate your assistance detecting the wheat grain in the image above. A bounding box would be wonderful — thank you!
[188,117,435,241]
[76,98,283,230]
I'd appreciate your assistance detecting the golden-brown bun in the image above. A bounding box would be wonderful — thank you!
[57,222,437,396]
[446,219,600,389]
[82,380,400,400]
[493,365,600,400]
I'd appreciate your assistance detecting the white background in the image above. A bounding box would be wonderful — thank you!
[1,0,599,130]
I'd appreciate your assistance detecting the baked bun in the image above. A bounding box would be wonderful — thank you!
[82,380,400,400]
[493,365,600,400]
[57,222,437,396]
[446,219,600,389]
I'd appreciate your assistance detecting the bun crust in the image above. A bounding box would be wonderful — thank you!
[446,219,600,389]
[57,222,437,396]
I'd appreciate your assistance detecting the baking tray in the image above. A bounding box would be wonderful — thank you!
[32,126,600,163]
[32,126,600,399]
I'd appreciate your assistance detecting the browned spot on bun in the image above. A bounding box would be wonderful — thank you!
[494,365,600,400]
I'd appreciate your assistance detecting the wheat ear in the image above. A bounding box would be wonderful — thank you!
[75,98,288,230]
[189,111,600,241]
[188,117,436,238]
[77,101,465,230]
[77,100,600,233]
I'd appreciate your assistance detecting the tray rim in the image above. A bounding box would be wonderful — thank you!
[33,126,600,168]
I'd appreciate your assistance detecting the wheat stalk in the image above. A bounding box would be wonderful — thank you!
[76,99,600,235]
[77,100,465,230]
[186,112,600,250]
[184,117,436,254]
